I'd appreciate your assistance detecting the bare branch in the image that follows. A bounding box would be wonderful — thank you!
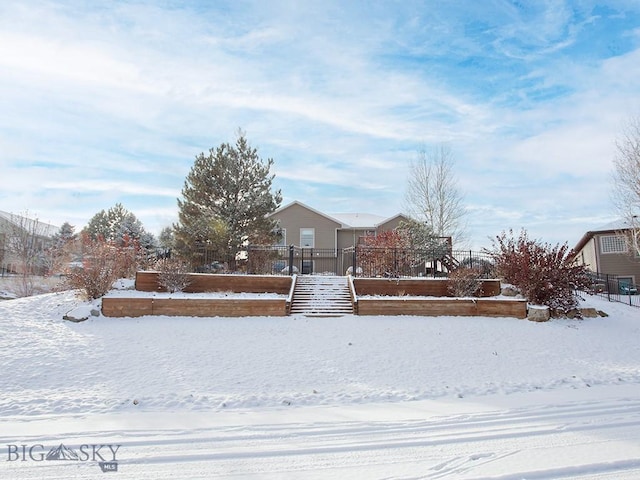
[3,211,54,296]
[405,144,468,246]
[611,115,640,256]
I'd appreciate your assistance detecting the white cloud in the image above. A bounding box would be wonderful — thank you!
[0,0,639,247]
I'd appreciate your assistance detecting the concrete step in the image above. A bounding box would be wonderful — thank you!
[290,276,353,316]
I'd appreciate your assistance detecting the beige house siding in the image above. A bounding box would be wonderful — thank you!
[573,225,640,284]
[268,202,410,253]
[576,237,598,271]
[270,202,340,250]
[337,228,373,249]
[377,215,407,232]
[335,217,409,249]
[594,233,640,282]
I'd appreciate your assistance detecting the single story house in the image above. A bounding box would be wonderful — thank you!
[264,201,410,275]
[268,201,409,250]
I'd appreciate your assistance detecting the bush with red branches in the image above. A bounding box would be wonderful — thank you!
[357,230,412,277]
[67,234,140,299]
[489,230,591,314]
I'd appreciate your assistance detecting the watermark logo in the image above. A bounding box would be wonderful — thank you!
[6,443,121,472]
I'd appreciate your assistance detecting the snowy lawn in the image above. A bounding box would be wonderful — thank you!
[0,289,639,478]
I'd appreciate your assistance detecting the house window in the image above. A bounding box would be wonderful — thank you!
[600,235,627,254]
[300,228,315,247]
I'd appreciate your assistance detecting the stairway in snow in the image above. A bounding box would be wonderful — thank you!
[290,276,354,316]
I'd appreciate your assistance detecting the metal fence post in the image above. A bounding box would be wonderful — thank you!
[288,245,294,276]
[353,247,357,277]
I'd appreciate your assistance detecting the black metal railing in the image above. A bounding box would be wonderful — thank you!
[245,245,495,278]
[246,245,341,275]
[344,246,495,278]
[584,272,640,308]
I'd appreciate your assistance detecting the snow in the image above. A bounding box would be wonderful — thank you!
[1,286,640,478]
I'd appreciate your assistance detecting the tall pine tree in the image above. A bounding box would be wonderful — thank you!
[51,222,77,249]
[174,132,282,267]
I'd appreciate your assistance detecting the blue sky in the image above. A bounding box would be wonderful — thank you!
[1,0,640,248]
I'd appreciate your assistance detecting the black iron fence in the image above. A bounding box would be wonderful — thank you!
[246,245,340,275]
[585,272,640,308]
[245,245,495,278]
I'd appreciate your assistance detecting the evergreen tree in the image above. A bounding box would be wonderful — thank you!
[51,222,77,249]
[397,219,448,254]
[47,222,78,274]
[174,132,282,266]
[84,209,110,240]
[84,203,153,247]
[158,226,175,249]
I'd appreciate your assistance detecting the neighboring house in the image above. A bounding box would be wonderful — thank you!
[268,201,409,250]
[265,201,410,274]
[572,219,640,288]
[0,210,58,275]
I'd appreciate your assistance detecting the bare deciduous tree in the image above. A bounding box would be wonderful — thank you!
[5,211,53,296]
[405,145,467,246]
[611,115,640,256]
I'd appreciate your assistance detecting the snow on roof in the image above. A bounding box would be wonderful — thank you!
[591,218,637,232]
[330,212,388,228]
[271,201,406,229]
[573,218,638,253]
[0,210,59,237]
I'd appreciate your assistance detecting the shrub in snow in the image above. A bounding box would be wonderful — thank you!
[156,258,192,293]
[448,267,484,297]
[489,230,591,315]
[67,235,137,300]
[459,257,495,278]
[356,230,412,277]
[247,246,281,274]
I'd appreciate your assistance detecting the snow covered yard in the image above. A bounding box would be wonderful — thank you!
[1,289,639,478]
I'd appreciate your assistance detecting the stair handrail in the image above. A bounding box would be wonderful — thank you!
[286,273,298,314]
[347,274,358,313]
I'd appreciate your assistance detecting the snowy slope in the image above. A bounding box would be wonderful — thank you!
[0,290,639,478]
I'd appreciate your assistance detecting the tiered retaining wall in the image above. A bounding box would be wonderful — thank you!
[101,272,293,318]
[102,273,526,319]
[352,278,526,318]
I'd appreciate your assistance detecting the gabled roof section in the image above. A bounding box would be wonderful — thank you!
[269,201,343,226]
[331,212,409,229]
[573,218,636,253]
[0,210,59,237]
[378,213,410,225]
[269,201,409,230]
[330,213,386,228]
[268,200,407,230]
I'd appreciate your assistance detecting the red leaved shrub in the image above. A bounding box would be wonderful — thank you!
[356,230,412,277]
[489,230,591,314]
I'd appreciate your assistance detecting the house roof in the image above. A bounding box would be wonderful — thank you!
[271,201,407,229]
[330,213,388,228]
[0,210,59,238]
[573,218,636,253]
[270,201,343,226]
